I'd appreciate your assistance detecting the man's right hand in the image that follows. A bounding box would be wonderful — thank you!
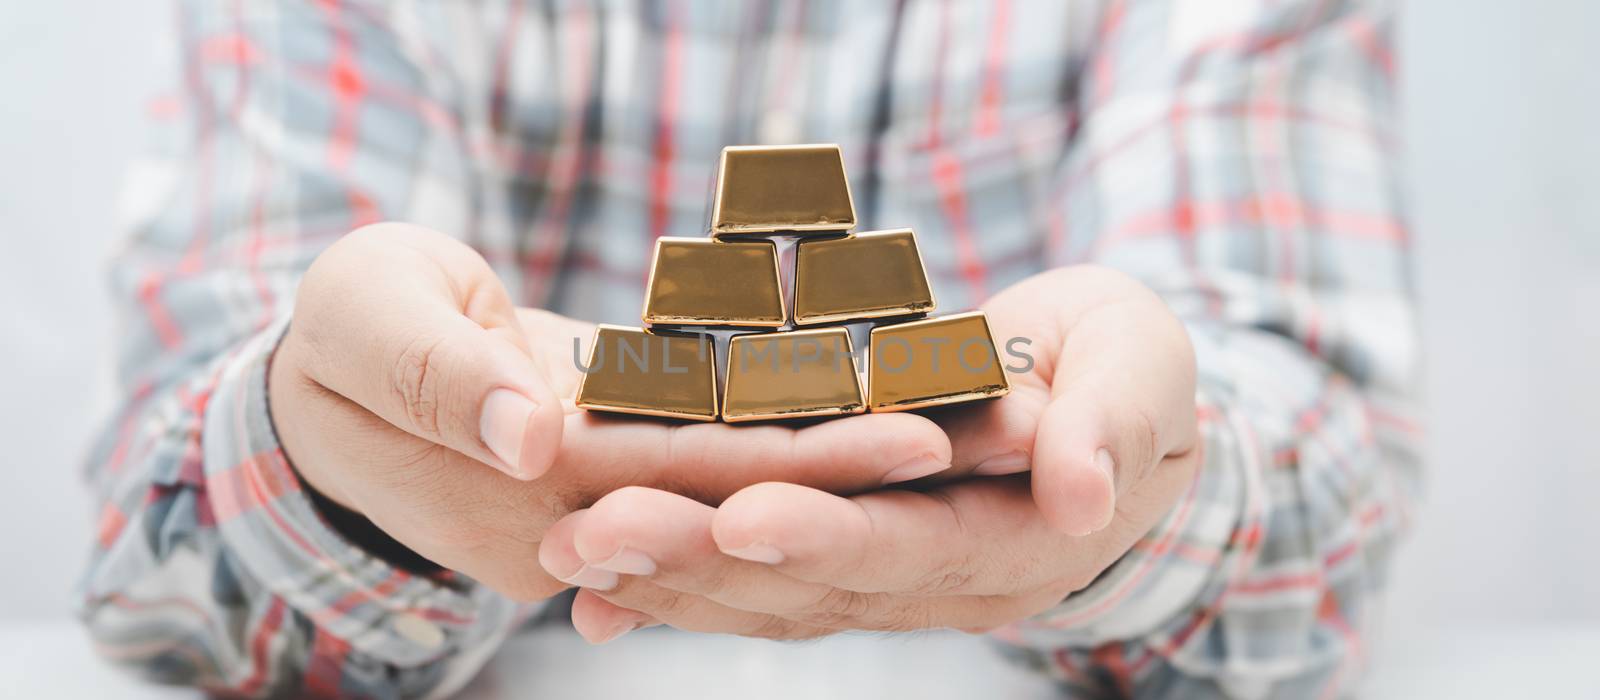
[267,223,954,601]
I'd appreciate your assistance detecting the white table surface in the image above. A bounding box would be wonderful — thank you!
[3,620,1597,698]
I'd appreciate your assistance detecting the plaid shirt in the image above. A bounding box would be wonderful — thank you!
[81,0,1420,697]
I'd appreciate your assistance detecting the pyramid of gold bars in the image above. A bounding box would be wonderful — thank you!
[576,144,1010,423]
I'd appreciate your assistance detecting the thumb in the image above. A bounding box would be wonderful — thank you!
[1027,290,1197,536]
[289,223,564,480]
[1029,382,1154,536]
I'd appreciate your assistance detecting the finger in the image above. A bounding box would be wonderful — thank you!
[592,576,1020,636]
[537,509,622,592]
[542,520,829,642]
[568,486,1021,632]
[290,223,564,480]
[712,478,1071,597]
[567,487,830,614]
[552,410,954,504]
[580,583,832,641]
[514,307,596,398]
[924,385,1047,478]
[1030,292,1199,535]
[568,589,660,644]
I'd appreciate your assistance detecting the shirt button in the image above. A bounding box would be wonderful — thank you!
[758,110,802,144]
[393,613,445,649]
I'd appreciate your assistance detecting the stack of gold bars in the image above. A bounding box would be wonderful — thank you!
[576,144,1010,423]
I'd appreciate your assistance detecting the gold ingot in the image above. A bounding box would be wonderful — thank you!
[643,237,785,327]
[868,312,1011,412]
[722,328,866,422]
[709,144,856,236]
[576,325,718,421]
[793,228,935,325]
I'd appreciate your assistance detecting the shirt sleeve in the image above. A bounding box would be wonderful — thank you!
[77,1,538,697]
[992,1,1423,696]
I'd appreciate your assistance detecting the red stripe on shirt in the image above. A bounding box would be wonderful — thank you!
[931,152,991,301]
[305,626,353,698]
[648,0,685,244]
[322,1,365,172]
[975,0,1011,137]
[138,274,185,349]
[236,597,287,696]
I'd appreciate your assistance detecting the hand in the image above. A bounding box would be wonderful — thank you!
[269,223,956,601]
[535,266,1201,640]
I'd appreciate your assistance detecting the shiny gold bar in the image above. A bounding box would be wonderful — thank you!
[642,237,786,327]
[793,228,935,325]
[867,312,1011,412]
[722,328,866,422]
[709,144,857,236]
[576,325,719,421]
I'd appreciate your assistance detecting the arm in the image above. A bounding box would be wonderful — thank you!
[79,2,512,696]
[1006,0,1420,694]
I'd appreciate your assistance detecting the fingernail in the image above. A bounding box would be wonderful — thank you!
[881,455,948,485]
[559,565,618,591]
[972,451,1030,476]
[589,547,657,576]
[480,389,536,479]
[723,542,785,565]
[593,620,644,644]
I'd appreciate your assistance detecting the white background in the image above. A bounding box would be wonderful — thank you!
[1,0,1597,695]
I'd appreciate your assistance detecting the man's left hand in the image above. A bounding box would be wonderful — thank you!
[536,266,1204,642]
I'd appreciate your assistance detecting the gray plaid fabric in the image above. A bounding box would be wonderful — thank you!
[80,1,1418,697]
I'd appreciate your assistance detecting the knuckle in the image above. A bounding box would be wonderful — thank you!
[909,548,979,596]
[747,615,803,640]
[871,602,933,632]
[650,590,697,619]
[797,589,874,628]
[914,567,977,596]
[390,333,449,438]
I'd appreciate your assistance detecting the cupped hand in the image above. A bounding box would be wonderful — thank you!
[269,223,954,602]
[535,266,1202,640]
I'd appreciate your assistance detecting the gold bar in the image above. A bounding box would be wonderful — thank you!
[643,237,786,327]
[576,325,719,421]
[867,312,1011,412]
[709,144,857,236]
[793,228,935,325]
[722,327,866,422]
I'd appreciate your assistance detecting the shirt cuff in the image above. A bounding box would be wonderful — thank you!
[997,389,1254,648]
[201,314,519,668]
